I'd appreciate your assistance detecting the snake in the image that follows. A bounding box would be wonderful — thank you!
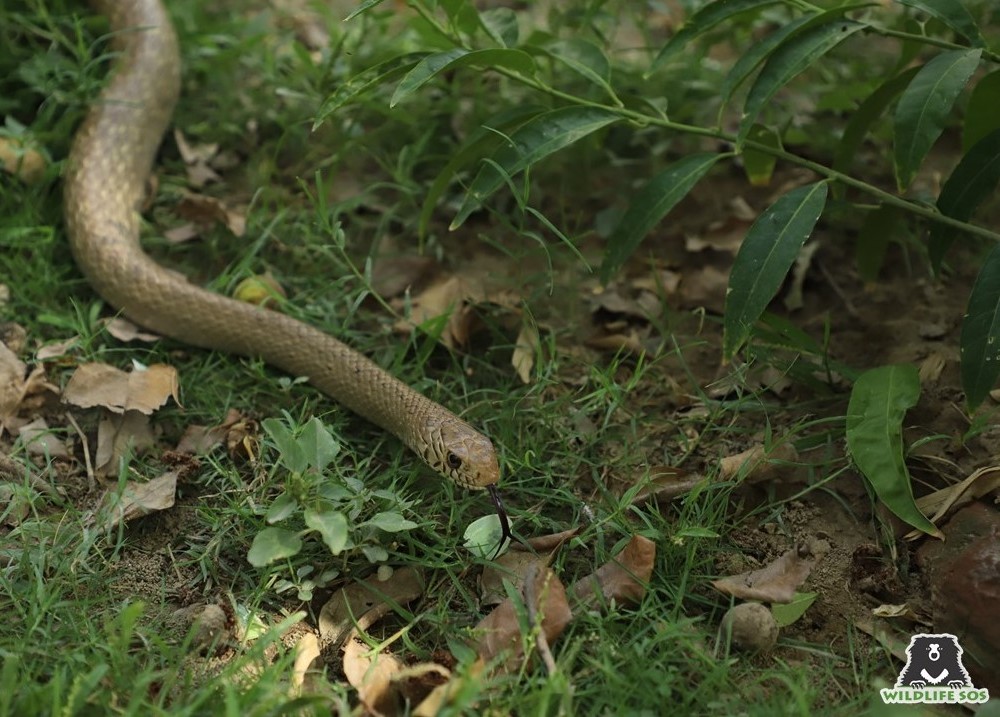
[63,0,508,536]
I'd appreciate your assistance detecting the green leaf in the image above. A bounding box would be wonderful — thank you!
[856,204,900,282]
[599,153,724,283]
[451,106,621,230]
[344,0,387,22]
[721,4,872,106]
[247,528,303,567]
[262,417,307,474]
[480,7,519,47]
[299,417,340,472]
[543,39,620,106]
[649,0,783,75]
[265,492,298,524]
[419,105,543,238]
[304,509,349,555]
[961,244,1000,410]
[963,70,1000,152]
[928,128,1000,271]
[314,54,423,129]
[832,66,920,178]
[390,49,536,107]
[741,124,781,186]
[739,20,864,144]
[893,48,982,191]
[365,511,418,532]
[723,182,828,359]
[846,364,941,538]
[894,0,986,47]
[772,592,818,627]
[463,514,507,558]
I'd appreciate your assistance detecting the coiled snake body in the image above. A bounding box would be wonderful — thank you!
[64,0,502,496]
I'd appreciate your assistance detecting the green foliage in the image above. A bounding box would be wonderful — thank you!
[332,0,1000,530]
[249,414,418,597]
[846,365,940,537]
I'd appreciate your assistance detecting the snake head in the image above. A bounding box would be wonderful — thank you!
[431,417,500,489]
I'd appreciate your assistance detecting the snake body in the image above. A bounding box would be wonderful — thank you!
[64,0,500,490]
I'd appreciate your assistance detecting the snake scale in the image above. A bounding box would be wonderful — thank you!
[64,0,507,525]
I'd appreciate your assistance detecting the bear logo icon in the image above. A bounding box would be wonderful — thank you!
[895,633,973,690]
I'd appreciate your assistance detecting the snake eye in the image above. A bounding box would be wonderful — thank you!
[446,452,462,470]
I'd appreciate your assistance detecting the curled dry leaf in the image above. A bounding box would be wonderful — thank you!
[176,408,247,455]
[291,632,322,693]
[905,465,1000,541]
[342,637,406,716]
[173,129,221,188]
[36,337,79,361]
[175,192,245,236]
[718,442,800,485]
[103,317,161,343]
[95,411,155,476]
[371,255,438,299]
[569,534,656,612]
[479,534,569,607]
[475,565,572,670]
[626,466,704,506]
[94,469,179,533]
[711,540,827,604]
[522,527,581,552]
[16,417,70,459]
[512,322,539,384]
[63,362,180,415]
[393,275,485,349]
[317,567,424,648]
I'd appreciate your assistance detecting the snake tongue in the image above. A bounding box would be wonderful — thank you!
[486,484,511,559]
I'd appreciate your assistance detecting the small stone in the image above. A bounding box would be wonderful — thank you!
[720,602,779,652]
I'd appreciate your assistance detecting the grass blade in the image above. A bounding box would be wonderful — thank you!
[599,153,725,283]
[739,20,864,144]
[893,48,982,191]
[723,182,828,360]
[928,128,1000,271]
[451,106,621,230]
[390,48,536,107]
[961,243,1000,410]
[846,364,941,538]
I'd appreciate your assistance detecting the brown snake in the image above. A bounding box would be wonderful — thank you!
[64,0,508,533]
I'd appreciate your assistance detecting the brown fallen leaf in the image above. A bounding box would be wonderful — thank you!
[522,527,580,552]
[711,540,827,604]
[102,317,161,343]
[569,534,656,611]
[625,466,704,506]
[718,442,800,485]
[480,540,562,607]
[291,632,322,694]
[475,565,572,671]
[342,636,406,716]
[393,275,485,349]
[317,567,425,648]
[175,192,245,236]
[176,408,247,455]
[36,337,79,361]
[173,129,222,188]
[413,659,485,717]
[16,417,70,459]
[94,410,156,476]
[0,341,27,421]
[512,322,538,384]
[904,465,1000,541]
[63,362,180,415]
[371,255,437,299]
[94,469,179,533]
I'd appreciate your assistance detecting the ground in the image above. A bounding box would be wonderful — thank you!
[1,1,999,715]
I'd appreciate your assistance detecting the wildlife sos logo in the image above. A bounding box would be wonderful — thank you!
[880,633,989,705]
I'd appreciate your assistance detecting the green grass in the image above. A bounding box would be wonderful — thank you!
[0,1,901,714]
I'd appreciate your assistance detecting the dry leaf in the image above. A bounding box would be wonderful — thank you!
[918,350,948,385]
[173,129,222,188]
[522,528,580,552]
[342,636,406,716]
[570,534,655,611]
[36,337,79,361]
[63,362,180,415]
[95,411,155,476]
[103,317,161,343]
[176,409,246,454]
[711,541,826,603]
[291,632,322,693]
[718,442,800,485]
[16,417,70,459]
[0,341,26,421]
[626,466,704,505]
[95,469,179,533]
[905,465,1000,541]
[175,192,245,236]
[317,567,424,648]
[413,660,484,717]
[512,322,538,384]
[475,565,572,671]
[163,223,200,245]
[0,136,46,183]
[676,265,729,312]
[783,241,821,311]
[394,275,485,349]
[480,541,561,607]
